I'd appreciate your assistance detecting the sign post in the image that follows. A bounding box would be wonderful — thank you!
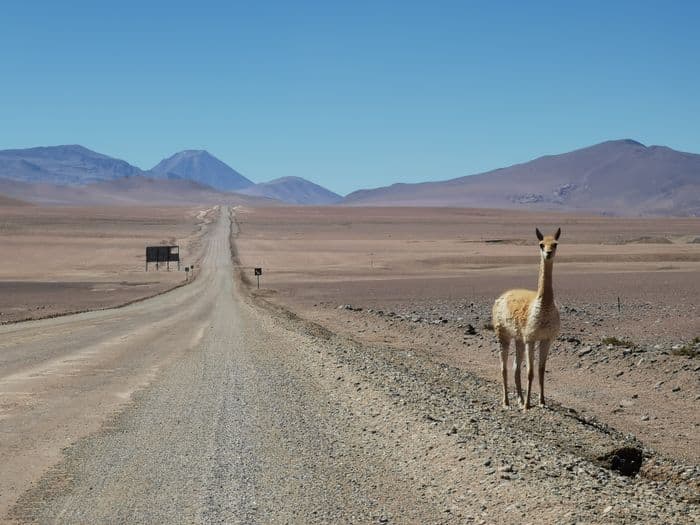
[254,267,262,289]
[146,245,180,271]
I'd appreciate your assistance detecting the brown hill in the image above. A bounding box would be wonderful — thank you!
[344,140,700,216]
[0,176,277,206]
[0,193,30,206]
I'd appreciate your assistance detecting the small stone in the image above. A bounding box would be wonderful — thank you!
[615,370,624,377]
[672,386,681,392]
[641,415,650,421]
[603,505,613,514]
[338,304,360,311]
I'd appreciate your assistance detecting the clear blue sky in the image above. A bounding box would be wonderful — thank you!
[2,1,698,194]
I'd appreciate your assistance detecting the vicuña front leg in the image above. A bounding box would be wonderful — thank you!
[499,338,510,407]
[524,341,535,410]
[514,340,525,406]
[538,340,551,406]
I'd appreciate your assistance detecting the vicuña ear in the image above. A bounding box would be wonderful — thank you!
[536,228,544,241]
[554,227,561,240]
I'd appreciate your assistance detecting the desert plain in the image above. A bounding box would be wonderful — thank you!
[1,203,698,523]
[0,205,214,323]
[235,206,700,463]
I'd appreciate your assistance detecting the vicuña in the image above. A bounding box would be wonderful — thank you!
[492,227,561,410]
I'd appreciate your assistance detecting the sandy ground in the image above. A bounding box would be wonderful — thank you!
[235,206,700,463]
[0,206,216,323]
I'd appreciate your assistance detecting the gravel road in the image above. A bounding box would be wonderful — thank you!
[2,208,698,524]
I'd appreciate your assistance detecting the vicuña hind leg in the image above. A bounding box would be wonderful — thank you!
[538,340,551,406]
[524,341,535,410]
[499,336,510,407]
[513,340,525,406]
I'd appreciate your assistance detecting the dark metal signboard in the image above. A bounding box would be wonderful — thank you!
[254,267,262,288]
[146,245,180,270]
[146,245,179,263]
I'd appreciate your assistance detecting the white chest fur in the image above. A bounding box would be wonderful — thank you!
[526,297,560,340]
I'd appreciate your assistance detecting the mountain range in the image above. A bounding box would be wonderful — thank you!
[0,146,335,206]
[344,140,700,216]
[0,140,698,215]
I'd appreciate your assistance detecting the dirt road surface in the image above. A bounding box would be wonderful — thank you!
[2,208,697,524]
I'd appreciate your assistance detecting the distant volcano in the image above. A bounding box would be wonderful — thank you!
[149,150,254,192]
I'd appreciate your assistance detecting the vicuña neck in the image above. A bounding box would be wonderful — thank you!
[538,258,554,302]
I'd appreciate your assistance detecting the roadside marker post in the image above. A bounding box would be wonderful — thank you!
[254,267,262,289]
[185,266,190,281]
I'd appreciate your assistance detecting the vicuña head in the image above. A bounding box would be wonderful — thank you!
[491,227,562,410]
[536,227,560,261]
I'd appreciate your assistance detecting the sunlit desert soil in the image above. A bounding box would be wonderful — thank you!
[235,206,700,462]
[0,205,214,323]
[234,206,700,338]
